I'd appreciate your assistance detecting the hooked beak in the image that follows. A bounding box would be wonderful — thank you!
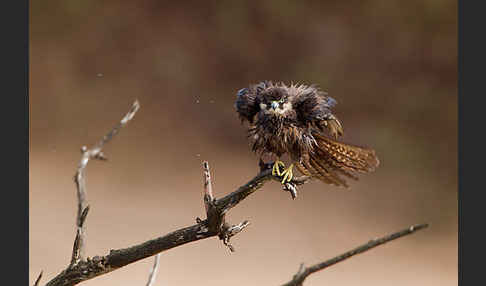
[271,101,279,110]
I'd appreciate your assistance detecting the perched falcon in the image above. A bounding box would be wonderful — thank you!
[235,81,379,187]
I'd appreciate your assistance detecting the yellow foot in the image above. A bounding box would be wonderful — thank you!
[272,160,285,176]
[280,163,294,184]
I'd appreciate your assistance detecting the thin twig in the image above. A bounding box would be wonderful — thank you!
[70,206,90,268]
[203,161,214,213]
[281,223,429,286]
[221,220,251,252]
[145,254,161,286]
[70,99,140,265]
[34,270,43,286]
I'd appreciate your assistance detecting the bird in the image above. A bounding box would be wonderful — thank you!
[235,81,379,187]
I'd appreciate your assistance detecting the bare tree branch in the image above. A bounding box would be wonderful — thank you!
[281,223,429,286]
[71,99,140,265]
[215,162,309,216]
[33,270,43,286]
[43,159,309,286]
[145,254,161,286]
[201,161,258,251]
[37,100,428,286]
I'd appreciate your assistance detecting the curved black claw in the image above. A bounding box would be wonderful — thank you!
[283,182,298,199]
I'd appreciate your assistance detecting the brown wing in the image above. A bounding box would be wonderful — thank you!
[296,155,351,187]
[290,84,344,138]
[297,132,380,188]
[235,81,271,124]
[235,87,259,123]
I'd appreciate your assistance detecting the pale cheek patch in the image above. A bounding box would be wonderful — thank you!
[280,102,293,113]
[259,103,267,110]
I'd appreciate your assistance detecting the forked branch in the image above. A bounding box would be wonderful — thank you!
[35,100,429,286]
[71,99,140,266]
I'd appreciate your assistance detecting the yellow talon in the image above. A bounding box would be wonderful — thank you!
[272,160,285,176]
[281,163,294,184]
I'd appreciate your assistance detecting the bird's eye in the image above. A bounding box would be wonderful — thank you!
[279,98,285,103]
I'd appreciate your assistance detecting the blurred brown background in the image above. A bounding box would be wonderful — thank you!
[30,1,457,285]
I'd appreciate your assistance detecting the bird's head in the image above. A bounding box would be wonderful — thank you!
[258,87,293,117]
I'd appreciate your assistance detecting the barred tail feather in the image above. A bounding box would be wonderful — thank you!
[297,133,379,188]
[314,132,379,172]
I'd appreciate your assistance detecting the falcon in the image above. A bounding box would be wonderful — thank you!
[235,81,379,187]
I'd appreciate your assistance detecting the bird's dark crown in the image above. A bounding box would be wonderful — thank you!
[260,87,288,104]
